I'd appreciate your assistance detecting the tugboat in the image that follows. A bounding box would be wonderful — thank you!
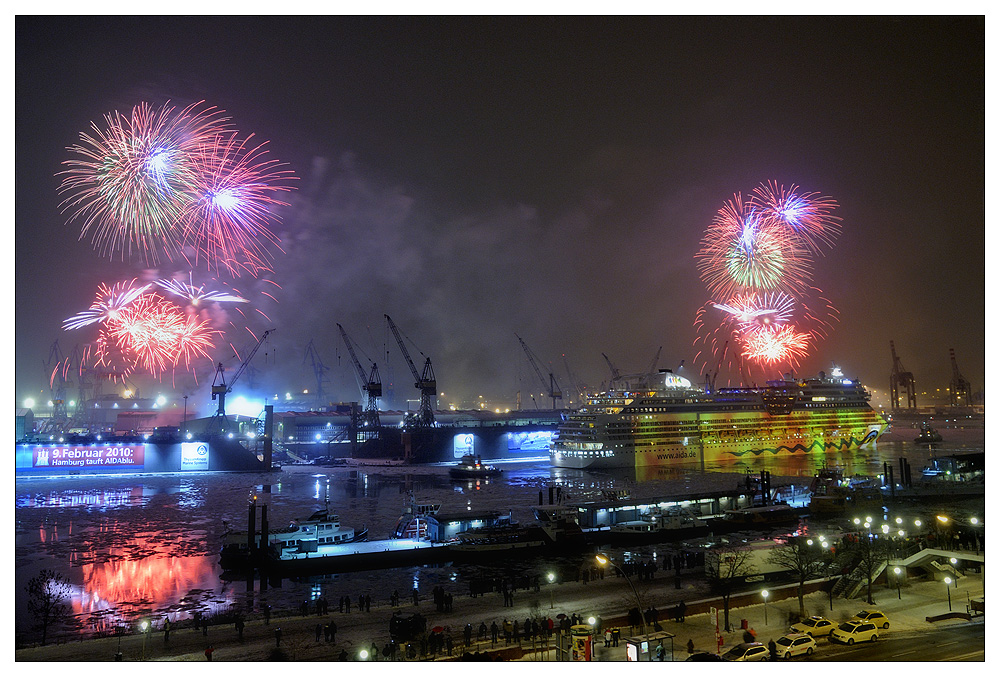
[914,422,943,445]
[448,454,502,479]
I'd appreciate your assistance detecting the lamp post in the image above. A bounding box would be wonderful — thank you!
[761,589,769,625]
[183,395,188,435]
[140,620,149,661]
[547,571,555,609]
[893,567,902,599]
[596,553,648,638]
[943,577,953,611]
[950,558,959,587]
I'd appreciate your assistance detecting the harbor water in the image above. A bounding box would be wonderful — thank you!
[14,436,982,642]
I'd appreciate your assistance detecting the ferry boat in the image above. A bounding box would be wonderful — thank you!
[549,368,887,469]
[220,502,367,569]
[604,507,710,543]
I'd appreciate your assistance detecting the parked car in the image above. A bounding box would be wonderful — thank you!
[721,642,769,661]
[774,632,817,658]
[829,620,879,645]
[789,615,836,637]
[851,609,890,629]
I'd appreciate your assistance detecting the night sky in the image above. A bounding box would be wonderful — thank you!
[14,16,985,415]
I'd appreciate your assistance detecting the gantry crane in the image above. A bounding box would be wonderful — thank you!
[516,334,562,409]
[384,315,436,427]
[303,339,331,405]
[602,353,623,390]
[889,340,917,409]
[337,323,381,428]
[43,340,68,425]
[948,348,973,407]
[211,329,275,432]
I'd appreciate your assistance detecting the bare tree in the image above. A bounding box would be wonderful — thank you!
[840,532,890,605]
[766,537,832,619]
[26,569,72,645]
[705,543,757,632]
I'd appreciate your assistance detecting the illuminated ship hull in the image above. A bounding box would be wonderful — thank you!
[549,372,888,470]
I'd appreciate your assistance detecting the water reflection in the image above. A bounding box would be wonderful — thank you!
[74,551,228,633]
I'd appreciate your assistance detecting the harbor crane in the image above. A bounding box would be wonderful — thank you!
[303,339,331,405]
[337,323,382,428]
[384,315,436,426]
[602,352,623,389]
[211,329,275,432]
[516,334,562,409]
[43,340,69,424]
[889,340,917,409]
[948,348,973,407]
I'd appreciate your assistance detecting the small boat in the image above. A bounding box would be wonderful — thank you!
[448,454,502,479]
[914,422,943,445]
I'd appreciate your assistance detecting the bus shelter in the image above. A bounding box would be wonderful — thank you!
[625,630,675,661]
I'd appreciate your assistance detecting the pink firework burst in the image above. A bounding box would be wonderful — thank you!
[751,181,841,254]
[63,279,151,330]
[179,133,296,278]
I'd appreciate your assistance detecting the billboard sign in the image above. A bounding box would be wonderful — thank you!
[453,434,475,458]
[30,445,145,469]
[180,442,210,471]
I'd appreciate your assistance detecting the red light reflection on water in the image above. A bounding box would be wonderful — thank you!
[70,536,228,628]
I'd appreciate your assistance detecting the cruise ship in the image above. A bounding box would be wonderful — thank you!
[549,368,888,469]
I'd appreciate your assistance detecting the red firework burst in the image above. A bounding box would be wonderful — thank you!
[740,326,812,366]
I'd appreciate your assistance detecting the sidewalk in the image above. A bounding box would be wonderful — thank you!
[588,572,985,661]
[15,570,984,662]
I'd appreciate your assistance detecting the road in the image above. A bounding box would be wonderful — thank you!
[802,623,985,662]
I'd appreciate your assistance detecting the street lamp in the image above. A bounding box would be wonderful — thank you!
[761,589,769,625]
[547,571,556,609]
[950,559,959,587]
[596,553,648,638]
[943,577,953,611]
[893,567,902,599]
[140,620,149,661]
[359,648,370,661]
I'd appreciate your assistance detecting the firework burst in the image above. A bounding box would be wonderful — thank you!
[58,101,231,265]
[693,182,843,379]
[695,193,812,300]
[751,180,841,254]
[178,133,295,278]
[64,281,219,380]
[156,274,248,307]
[741,326,813,365]
[63,279,151,330]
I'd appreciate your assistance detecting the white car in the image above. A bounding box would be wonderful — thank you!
[774,632,817,658]
[829,620,879,645]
